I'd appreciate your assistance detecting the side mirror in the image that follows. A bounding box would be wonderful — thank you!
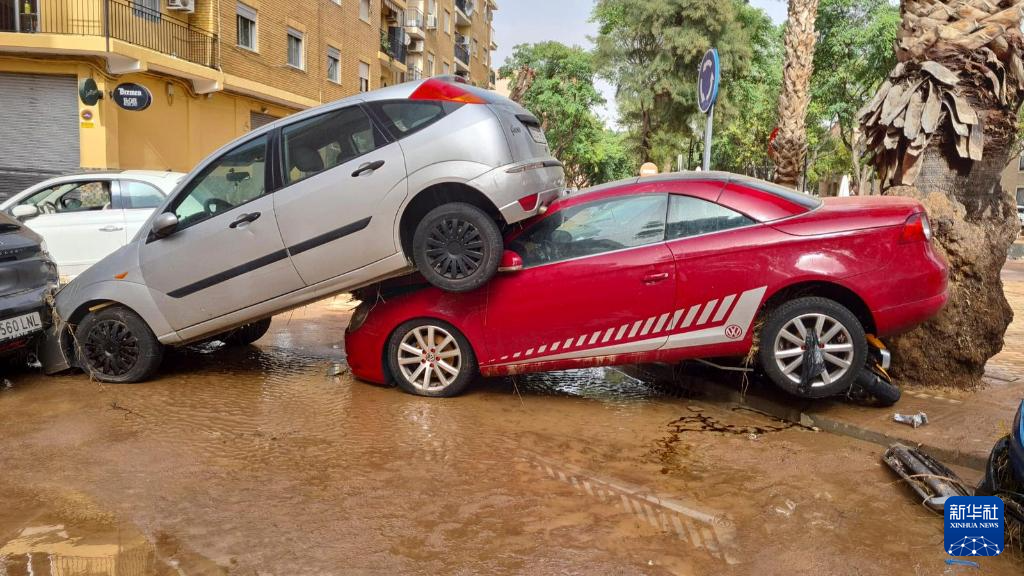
[498,249,523,272]
[11,204,39,220]
[151,212,179,238]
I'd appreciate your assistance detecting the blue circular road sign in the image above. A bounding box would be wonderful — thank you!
[697,48,720,114]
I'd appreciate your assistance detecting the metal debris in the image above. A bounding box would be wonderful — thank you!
[894,411,929,428]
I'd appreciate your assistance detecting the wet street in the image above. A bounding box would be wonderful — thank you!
[1,296,1022,575]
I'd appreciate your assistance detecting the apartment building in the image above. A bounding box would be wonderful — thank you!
[0,0,498,196]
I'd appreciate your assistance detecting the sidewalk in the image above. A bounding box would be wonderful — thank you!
[635,259,1024,472]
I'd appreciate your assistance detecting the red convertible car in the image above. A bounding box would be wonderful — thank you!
[345,172,948,399]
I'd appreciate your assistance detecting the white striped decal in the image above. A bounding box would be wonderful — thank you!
[493,286,768,367]
[696,299,718,326]
[653,313,669,334]
[628,320,642,338]
[713,294,736,322]
[682,305,700,328]
[666,309,684,331]
[639,317,656,336]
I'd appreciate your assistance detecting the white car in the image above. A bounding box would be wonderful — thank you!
[1,171,185,280]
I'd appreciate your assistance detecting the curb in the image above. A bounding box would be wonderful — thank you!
[624,363,990,471]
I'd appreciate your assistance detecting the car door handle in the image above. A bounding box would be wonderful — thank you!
[98,225,124,232]
[643,272,670,284]
[229,212,261,229]
[351,160,385,177]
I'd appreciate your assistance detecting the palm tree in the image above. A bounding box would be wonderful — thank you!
[858,0,1024,387]
[771,0,820,187]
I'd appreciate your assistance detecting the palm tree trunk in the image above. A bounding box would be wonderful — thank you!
[772,0,820,187]
[857,0,1024,387]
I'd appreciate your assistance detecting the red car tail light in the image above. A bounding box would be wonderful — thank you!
[900,212,932,243]
[517,193,540,212]
[409,78,487,104]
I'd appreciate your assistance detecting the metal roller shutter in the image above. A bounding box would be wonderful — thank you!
[0,73,80,199]
[250,111,280,131]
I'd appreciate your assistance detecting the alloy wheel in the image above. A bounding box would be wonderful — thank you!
[772,312,855,388]
[424,218,484,280]
[82,319,140,376]
[396,325,462,392]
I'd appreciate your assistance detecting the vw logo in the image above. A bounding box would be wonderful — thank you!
[724,325,743,339]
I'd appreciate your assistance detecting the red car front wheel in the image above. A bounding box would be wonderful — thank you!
[386,319,477,397]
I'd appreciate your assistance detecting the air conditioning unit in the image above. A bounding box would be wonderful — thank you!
[425,15,437,29]
[409,39,425,53]
[166,0,195,12]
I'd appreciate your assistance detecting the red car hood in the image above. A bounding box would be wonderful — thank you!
[770,195,924,236]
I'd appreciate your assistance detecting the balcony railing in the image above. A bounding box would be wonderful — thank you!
[455,0,472,18]
[403,8,423,29]
[383,26,407,64]
[0,0,219,69]
[454,42,469,66]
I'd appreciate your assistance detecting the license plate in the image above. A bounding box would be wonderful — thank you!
[0,311,42,342]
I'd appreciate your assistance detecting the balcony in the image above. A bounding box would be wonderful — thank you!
[380,25,407,67]
[0,0,219,69]
[454,39,470,71]
[403,7,424,38]
[455,0,472,27]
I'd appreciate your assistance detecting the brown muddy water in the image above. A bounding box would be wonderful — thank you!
[0,300,1021,575]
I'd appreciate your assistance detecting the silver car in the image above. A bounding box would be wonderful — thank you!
[49,78,564,383]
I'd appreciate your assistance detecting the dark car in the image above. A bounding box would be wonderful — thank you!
[0,211,58,359]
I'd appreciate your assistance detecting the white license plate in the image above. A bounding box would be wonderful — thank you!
[0,311,42,342]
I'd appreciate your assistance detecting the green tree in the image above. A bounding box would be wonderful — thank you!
[809,0,899,189]
[713,6,783,178]
[592,0,758,168]
[498,42,614,187]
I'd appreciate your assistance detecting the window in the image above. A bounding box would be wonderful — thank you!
[359,61,370,92]
[1018,154,1024,171]
[472,38,478,58]
[134,0,160,21]
[172,135,268,230]
[18,181,113,214]
[360,0,371,21]
[120,181,166,209]
[444,9,451,34]
[368,101,447,139]
[327,46,340,83]
[509,195,667,268]
[281,107,384,186]
[236,3,257,50]
[442,61,450,75]
[287,28,304,69]
[666,195,754,240]
[427,0,436,18]
[426,52,435,76]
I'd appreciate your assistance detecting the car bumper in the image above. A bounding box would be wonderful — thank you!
[344,326,388,385]
[874,288,948,337]
[0,284,54,354]
[468,160,566,224]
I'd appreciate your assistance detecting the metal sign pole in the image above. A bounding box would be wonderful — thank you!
[703,105,714,171]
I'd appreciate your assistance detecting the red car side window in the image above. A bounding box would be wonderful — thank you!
[666,195,754,240]
[508,194,667,267]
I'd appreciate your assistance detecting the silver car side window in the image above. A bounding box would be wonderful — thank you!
[281,106,384,186]
[172,134,269,230]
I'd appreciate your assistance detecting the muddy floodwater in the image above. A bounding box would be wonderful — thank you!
[1,299,1021,575]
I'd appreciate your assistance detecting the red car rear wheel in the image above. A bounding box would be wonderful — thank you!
[386,319,476,397]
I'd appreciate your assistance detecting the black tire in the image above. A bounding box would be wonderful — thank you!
[758,297,867,399]
[219,318,272,346]
[74,305,163,383]
[854,367,901,407]
[386,318,476,397]
[412,202,502,293]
